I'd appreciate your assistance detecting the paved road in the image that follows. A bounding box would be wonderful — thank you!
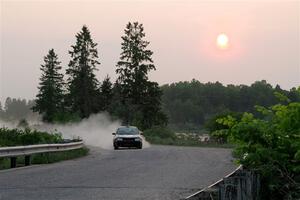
[0,145,235,200]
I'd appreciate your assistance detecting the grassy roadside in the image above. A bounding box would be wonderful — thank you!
[0,147,89,170]
[146,137,234,148]
[0,127,63,147]
[143,126,234,148]
[0,127,89,170]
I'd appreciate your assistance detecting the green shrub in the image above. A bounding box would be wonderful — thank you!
[0,128,63,147]
[217,100,300,199]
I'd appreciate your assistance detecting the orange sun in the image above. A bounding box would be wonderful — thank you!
[216,33,229,50]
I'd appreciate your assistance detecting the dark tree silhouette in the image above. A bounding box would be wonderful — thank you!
[66,25,101,118]
[161,80,300,131]
[115,22,166,129]
[0,102,2,111]
[100,75,113,111]
[32,49,64,122]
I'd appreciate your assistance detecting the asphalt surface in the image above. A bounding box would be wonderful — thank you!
[0,145,236,200]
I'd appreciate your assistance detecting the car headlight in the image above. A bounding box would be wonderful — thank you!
[134,137,142,141]
[116,137,123,141]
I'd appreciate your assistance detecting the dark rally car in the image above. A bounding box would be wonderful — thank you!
[112,126,143,150]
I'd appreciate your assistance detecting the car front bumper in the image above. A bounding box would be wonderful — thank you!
[114,138,142,147]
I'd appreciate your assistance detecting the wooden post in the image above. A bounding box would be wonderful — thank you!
[10,157,17,168]
[25,155,31,166]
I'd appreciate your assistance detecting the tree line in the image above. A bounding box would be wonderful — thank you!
[31,22,166,130]
[0,98,36,121]
[161,79,300,131]
[2,23,298,132]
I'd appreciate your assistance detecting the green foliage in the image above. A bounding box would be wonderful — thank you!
[115,22,167,129]
[205,111,242,143]
[32,49,65,122]
[274,91,291,103]
[66,25,101,118]
[0,128,63,147]
[210,129,230,143]
[205,111,242,132]
[216,95,300,199]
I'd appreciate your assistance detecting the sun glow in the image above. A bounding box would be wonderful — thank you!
[216,33,229,50]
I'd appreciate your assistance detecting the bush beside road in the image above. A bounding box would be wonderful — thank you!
[0,128,89,170]
[0,128,63,147]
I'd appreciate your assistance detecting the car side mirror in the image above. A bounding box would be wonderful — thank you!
[140,132,143,135]
[112,133,116,135]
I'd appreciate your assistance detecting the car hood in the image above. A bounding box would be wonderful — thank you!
[115,135,141,139]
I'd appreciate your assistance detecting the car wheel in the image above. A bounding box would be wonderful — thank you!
[114,145,119,150]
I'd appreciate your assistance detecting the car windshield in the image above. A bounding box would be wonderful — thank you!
[117,127,139,135]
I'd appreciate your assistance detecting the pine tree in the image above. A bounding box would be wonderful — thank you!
[0,101,3,119]
[32,49,65,122]
[66,25,101,118]
[116,22,155,104]
[116,22,166,129]
[100,75,113,111]
[139,81,168,129]
[4,97,12,112]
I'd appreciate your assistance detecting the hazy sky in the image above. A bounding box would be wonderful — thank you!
[1,0,299,102]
